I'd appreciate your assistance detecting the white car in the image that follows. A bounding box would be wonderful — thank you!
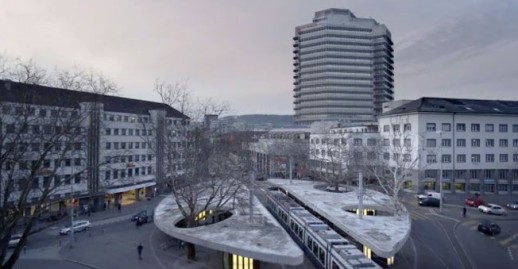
[59,220,91,235]
[8,234,22,248]
[417,191,442,200]
[478,203,507,216]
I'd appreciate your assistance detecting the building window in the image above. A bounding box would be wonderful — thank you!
[426,123,436,132]
[114,128,119,135]
[486,154,495,162]
[392,124,400,132]
[513,124,518,133]
[121,142,126,150]
[471,154,480,163]
[427,155,437,163]
[457,139,466,147]
[498,184,508,191]
[74,158,81,166]
[114,142,119,150]
[129,129,133,136]
[442,154,451,163]
[122,129,126,136]
[106,142,111,150]
[383,152,390,160]
[485,124,494,132]
[471,139,480,147]
[426,139,436,148]
[404,123,411,131]
[457,154,466,163]
[113,170,118,179]
[456,123,466,132]
[441,123,451,132]
[513,139,518,147]
[471,124,480,132]
[392,139,400,147]
[383,139,389,146]
[367,138,376,146]
[499,139,508,147]
[404,138,411,147]
[353,139,362,146]
[499,124,508,132]
[500,154,508,162]
[485,139,494,147]
[106,128,111,135]
[425,170,437,178]
[441,139,451,147]
[105,171,111,180]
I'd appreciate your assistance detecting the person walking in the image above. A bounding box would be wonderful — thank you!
[117,203,121,213]
[137,243,143,260]
[463,206,467,218]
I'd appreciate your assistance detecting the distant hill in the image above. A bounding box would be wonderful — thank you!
[221,114,295,129]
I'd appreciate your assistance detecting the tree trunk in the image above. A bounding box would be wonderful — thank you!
[187,242,196,261]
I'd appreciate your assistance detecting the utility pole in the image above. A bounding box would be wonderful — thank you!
[358,171,364,219]
[249,170,254,223]
[437,131,443,213]
[69,180,75,248]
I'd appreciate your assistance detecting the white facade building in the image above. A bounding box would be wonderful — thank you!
[0,80,188,215]
[293,8,394,125]
[380,97,518,195]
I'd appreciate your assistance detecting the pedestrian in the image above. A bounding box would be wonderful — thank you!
[117,203,121,213]
[463,206,467,218]
[137,243,143,260]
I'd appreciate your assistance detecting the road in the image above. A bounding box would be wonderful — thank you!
[395,193,518,269]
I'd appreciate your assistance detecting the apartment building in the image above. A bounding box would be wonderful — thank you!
[380,97,518,195]
[0,80,188,215]
[293,8,394,125]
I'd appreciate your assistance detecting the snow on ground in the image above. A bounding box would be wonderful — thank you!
[154,191,304,265]
[268,178,411,258]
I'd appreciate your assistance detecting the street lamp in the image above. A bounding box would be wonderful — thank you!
[436,131,443,213]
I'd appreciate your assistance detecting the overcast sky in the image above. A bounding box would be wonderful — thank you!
[2,0,517,115]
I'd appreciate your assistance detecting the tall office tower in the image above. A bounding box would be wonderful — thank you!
[293,8,393,125]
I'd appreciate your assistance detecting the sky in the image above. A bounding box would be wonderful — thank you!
[1,0,518,116]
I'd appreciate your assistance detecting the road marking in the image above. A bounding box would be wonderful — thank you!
[461,219,478,227]
[500,234,518,246]
[410,212,428,220]
[508,247,515,261]
[427,212,460,223]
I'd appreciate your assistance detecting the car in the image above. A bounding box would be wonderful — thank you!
[417,191,442,200]
[418,197,440,207]
[465,197,485,207]
[478,203,507,215]
[59,220,90,235]
[506,201,518,210]
[477,220,501,236]
[131,210,153,223]
[8,234,22,248]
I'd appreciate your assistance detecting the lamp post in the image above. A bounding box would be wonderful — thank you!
[437,131,443,213]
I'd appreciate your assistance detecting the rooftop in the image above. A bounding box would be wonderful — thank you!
[268,179,411,258]
[154,190,304,265]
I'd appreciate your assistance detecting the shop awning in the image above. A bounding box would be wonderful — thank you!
[105,181,156,194]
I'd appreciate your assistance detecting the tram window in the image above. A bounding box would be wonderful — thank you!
[313,244,318,256]
[319,248,325,265]
[331,261,340,269]
[307,237,313,248]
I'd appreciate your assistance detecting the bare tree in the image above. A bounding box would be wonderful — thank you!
[0,94,92,269]
[150,79,243,260]
[363,125,420,216]
[53,67,120,95]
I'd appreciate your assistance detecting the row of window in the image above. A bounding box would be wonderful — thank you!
[105,128,152,136]
[5,158,83,170]
[383,123,518,133]
[4,124,82,135]
[104,154,153,164]
[105,141,152,150]
[1,105,78,118]
[310,137,377,146]
[426,138,518,148]
[4,142,83,152]
[424,169,518,181]
[104,167,153,180]
[426,154,518,163]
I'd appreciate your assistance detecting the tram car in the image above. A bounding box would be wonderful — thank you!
[266,190,381,269]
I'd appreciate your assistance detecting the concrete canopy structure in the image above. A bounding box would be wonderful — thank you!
[268,178,410,258]
[154,192,304,266]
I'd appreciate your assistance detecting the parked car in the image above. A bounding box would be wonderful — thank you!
[417,191,442,201]
[8,234,22,248]
[506,201,518,210]
[478,203,507,215]
[59,220,91,235]
[131,210,153,223]
[477,219,501,236]
[465,197,485,207]
[418,197,440,207]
